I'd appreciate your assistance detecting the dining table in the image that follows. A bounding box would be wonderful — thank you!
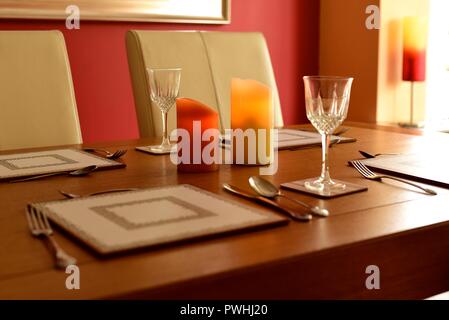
[1,122,449,300]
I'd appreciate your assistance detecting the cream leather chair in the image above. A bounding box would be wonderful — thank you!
[0,30,82,150]
[126,31,284,137]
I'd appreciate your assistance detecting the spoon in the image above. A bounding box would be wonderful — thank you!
[248,176,329,217]
[359,150,400,159]
[9,165,98,183]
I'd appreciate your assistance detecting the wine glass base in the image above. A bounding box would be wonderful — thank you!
[398,122,424,129]
[281,178,368,198]
[305,178,346,193]
[141,144,175,155]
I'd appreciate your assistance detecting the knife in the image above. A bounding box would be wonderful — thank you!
[222,183,312,222]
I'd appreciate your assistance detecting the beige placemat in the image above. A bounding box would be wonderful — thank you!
[221,129,355,150]
[31,185,288,254]
[0,149,124,181]
[361,153,449,187]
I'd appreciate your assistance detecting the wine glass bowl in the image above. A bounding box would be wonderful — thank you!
[147,68,181,153]
[303,76,353,193]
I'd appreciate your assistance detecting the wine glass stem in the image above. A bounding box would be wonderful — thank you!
[320,133,331,183]
[161,110,170,147]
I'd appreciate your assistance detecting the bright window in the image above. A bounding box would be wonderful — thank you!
[426,0,449,130]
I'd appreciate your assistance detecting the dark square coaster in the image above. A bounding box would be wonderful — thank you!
[135,146,174,155]
[281,178,368,199]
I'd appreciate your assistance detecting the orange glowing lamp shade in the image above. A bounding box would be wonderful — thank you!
[231,78,273,165]
[402,16,428,82]
[176,98,219,173]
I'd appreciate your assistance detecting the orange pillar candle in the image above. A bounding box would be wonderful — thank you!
[402,17,428,82]
[175,98,219,173]
[231,78,273,166]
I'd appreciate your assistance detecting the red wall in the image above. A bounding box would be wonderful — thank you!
[0,0,319,142]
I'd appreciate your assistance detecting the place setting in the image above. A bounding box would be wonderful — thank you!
[0,148,127,183]
[351,150,447,191]
[343,139,444,194]
[27,184,288,259]
[346,141,442,196]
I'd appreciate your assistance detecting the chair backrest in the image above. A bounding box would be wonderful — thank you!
[0,30,82,150]
[126,30,283,137]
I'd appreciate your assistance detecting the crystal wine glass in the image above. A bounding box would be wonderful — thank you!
[147,68,181,153]
[303,76,353,192]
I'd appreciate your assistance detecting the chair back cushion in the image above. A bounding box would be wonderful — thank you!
[0,30,82,150]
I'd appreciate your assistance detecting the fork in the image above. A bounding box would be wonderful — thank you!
[351,160,437,195]
[26,205,77,269]
[83,148,127,159]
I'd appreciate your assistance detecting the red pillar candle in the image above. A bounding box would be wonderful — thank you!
[402,17,428,82]
[175,98,219,173]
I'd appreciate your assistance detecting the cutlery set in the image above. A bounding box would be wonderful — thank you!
[248,176,329,217]
[223,183,313,222]
[223,176,330,223]
[83,148,127,159]
[10,165,98,183]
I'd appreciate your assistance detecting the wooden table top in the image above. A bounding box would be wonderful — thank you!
[1,123,449,299]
